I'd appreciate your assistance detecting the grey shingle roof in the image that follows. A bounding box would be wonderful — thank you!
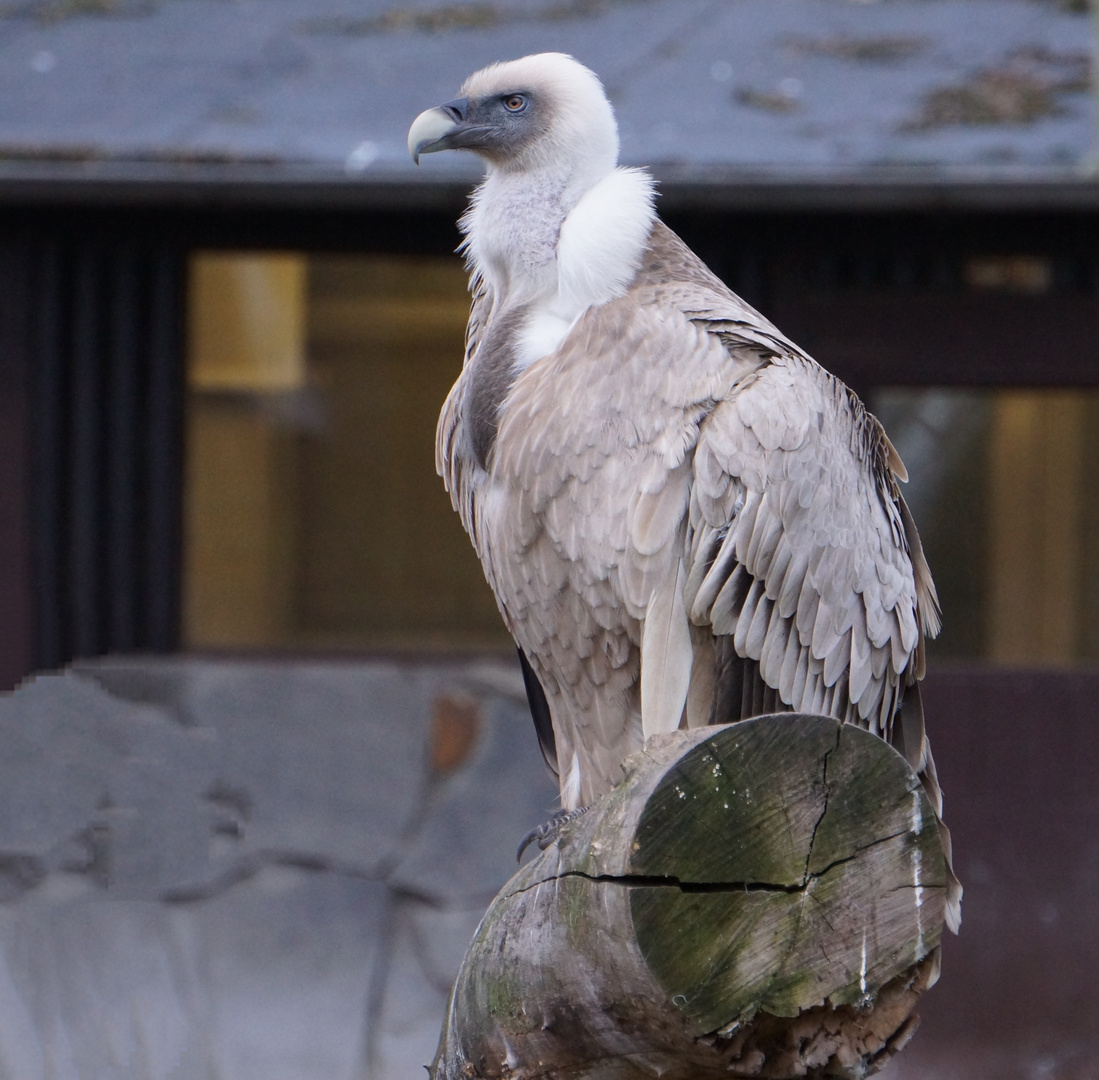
[0,0,1095,206]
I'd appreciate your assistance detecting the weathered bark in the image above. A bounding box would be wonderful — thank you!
[431,713,949,1080]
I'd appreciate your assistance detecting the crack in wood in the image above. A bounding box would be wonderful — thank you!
[502,818,919,905]
[801,726,842,887]
[520,828,909,897]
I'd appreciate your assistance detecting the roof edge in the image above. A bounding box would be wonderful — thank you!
[0,159,1097,213]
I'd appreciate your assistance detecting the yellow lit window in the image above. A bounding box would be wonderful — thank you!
[875,388,1099,667]
[183,251,510,653]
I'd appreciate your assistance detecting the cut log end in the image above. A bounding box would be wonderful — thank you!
[432,714,952,1080]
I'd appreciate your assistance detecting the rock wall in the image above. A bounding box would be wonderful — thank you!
[0,657,558,1080]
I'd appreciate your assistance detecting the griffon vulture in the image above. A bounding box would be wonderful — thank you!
[409,52,959,929]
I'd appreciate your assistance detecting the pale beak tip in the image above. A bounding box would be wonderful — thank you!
[407,106,460,166]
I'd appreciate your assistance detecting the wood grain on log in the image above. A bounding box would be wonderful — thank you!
[431,713,949,1080]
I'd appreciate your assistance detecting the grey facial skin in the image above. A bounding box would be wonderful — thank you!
[408,91,543,164]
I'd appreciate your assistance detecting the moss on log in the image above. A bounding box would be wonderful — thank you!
[431,713,949,1080]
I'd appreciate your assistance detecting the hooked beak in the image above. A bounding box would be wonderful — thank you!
[408,97,492,163]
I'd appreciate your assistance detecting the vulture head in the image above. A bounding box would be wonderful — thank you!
[408,53,619,185]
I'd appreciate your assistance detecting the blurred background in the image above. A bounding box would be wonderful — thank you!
[0,0,1097,1077]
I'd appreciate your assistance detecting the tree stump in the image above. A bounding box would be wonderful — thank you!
[430,714,949,1079]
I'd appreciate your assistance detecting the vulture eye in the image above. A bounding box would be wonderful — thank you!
[503,94,527,112]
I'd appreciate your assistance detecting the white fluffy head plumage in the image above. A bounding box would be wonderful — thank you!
[459,52,619,180]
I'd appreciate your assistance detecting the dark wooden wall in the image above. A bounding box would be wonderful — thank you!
[670,209,1099,399]
[0,246,35,691]
[0,229,186,688]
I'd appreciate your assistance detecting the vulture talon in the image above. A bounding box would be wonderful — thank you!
[516,806,589,862]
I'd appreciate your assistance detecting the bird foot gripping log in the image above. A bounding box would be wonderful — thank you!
[431,714,950,1080]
